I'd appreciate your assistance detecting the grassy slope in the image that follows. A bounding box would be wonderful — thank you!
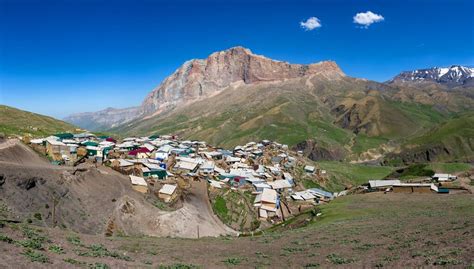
[427,163,473,173]
[318,161,394,192]
[396,112,474,162]
[0,105,78,137]
[113,76,466,161]
[113,76,357,150]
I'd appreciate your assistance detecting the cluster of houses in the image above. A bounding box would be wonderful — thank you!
[26,133,335,222]
[28,132,109,163]
[24,131,464,228]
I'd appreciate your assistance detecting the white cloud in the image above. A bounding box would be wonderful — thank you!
[353,11,384,28]
[300,17,322,31]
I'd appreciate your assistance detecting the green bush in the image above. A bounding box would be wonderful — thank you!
[17,226,47,250]
[66,235,82,246]
[64,258,86,266]
[400,164,435,178]
[48,244,65,254]
[76,243,133,261]
[327,253,354,264]
[0,234,14,244]
[22,249,49,263]
[158,264,201,269]
[222,257,243,265]
[88,262,110,269]
[33,213,42,221]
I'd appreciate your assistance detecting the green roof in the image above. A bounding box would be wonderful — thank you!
[54,133,74,139]
[82,141,99,147]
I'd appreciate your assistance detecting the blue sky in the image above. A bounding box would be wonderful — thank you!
[1,0,473,118]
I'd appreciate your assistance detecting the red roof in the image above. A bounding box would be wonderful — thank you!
[128,147,150,156]
[106,137,117,143]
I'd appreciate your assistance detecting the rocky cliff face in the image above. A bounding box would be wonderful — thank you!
[293,140,345,161]
[140,46,345,115]
[66,46,345,130]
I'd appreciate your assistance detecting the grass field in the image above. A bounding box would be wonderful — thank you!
[351,134,389,153]
[428,163,473,173]
[318,161,395,192]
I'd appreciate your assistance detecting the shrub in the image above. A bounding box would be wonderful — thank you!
[17,239,43,250]
[88,262,110,269]
[223,257,244,266]
[0,234,14,244]
[48,244,65,254]
[33,213,42,221]
[76,243,133,261]
[66,235,82,246]
[433,256,461,265]
[17,226,47,250]
[158,264,201,269]
[22,249,49,263]
[400,164,435,178]
[327,253,354,264]
[64,258,86,266]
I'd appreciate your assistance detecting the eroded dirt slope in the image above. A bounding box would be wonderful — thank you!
[0,140,234,238]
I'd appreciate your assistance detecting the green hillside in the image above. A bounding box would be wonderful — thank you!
[112,75,472,164]
[385,112,474,164]
[0,105,78,137]
[113,76,357,150]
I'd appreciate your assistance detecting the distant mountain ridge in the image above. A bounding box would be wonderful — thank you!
[390,65,474,86]
[64,107,141,131]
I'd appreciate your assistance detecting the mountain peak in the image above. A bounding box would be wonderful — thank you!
[224,46,253,54]
[390,65,474,86]
[141,47,344,115]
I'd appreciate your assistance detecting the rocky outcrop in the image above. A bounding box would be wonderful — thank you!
[141,46,345,115]
[293,140,344,161]
[383,145,453,165]
[16,176,45,190]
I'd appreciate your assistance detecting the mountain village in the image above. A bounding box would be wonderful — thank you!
[21,131,462,231]
[1,1,473,266]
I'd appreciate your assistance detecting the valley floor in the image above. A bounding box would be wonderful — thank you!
[1,192,473,268]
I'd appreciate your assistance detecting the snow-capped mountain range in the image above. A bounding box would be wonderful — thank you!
[391,65,474,86]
